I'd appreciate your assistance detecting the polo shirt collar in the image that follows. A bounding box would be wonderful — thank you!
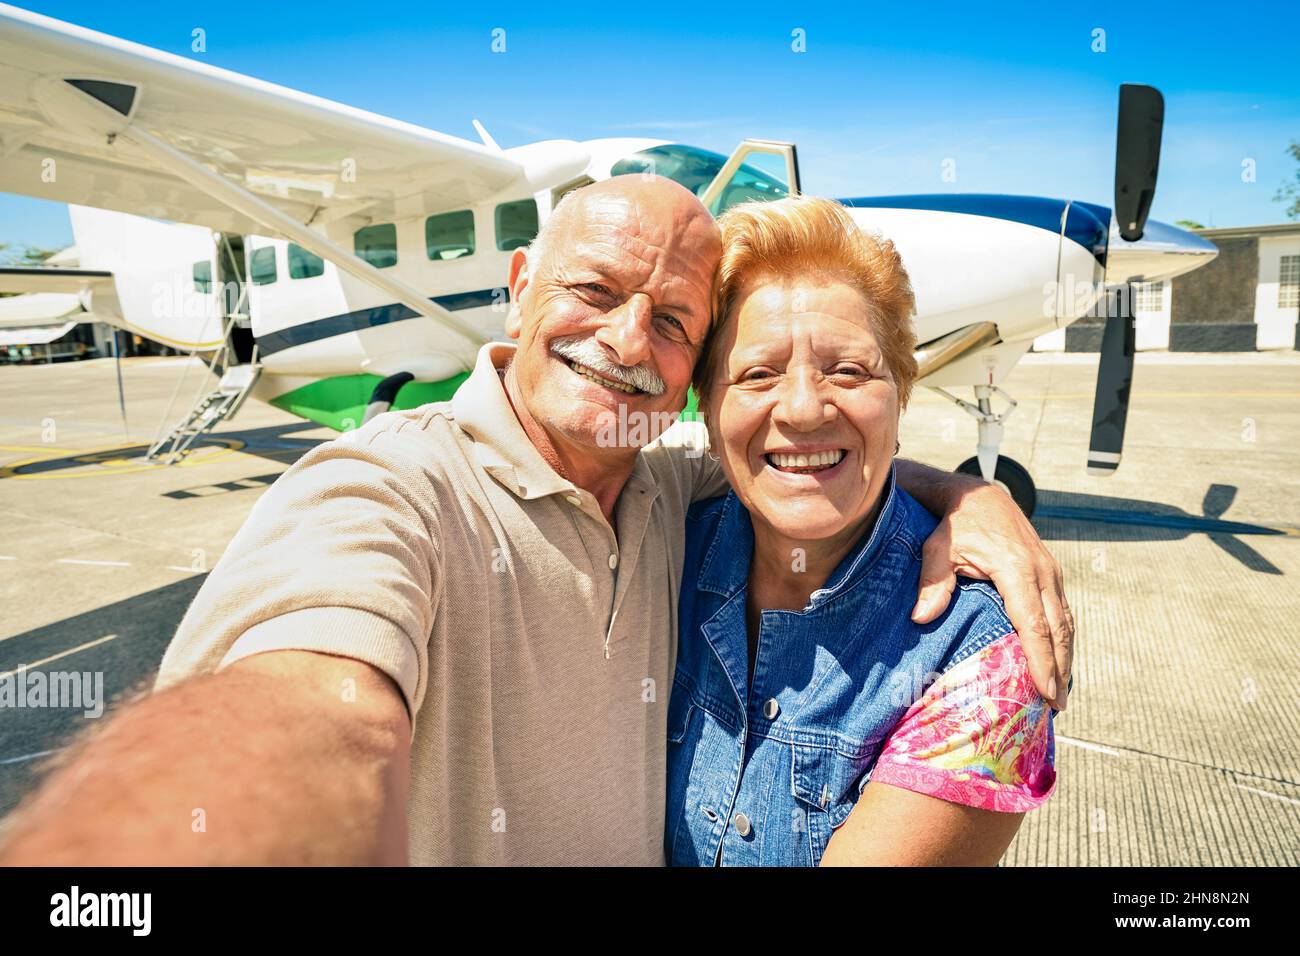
[452,343,575,500]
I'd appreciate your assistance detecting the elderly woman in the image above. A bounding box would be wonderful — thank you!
[666,196,1058,866]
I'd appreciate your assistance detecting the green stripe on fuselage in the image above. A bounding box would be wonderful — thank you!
[267,373,470,431]
[268,372,701,432]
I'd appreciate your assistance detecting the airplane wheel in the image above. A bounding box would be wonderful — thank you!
[956,455,1037,518]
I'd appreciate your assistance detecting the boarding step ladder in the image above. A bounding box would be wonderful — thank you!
[146,363,261,464]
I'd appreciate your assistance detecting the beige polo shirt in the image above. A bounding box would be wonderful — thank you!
[155,342,725,865]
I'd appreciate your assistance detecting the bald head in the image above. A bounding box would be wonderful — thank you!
[502,174,721,472]
[529,174,721,283]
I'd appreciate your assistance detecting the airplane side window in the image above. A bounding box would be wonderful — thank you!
[426,210,475,261]
[289,243,326,279]
[495,199,539,251]
[192,260,212,293]
[250,247,278,286]
[355,223,398,269]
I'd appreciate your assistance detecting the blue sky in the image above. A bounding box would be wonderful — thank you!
[2,0,1297,251]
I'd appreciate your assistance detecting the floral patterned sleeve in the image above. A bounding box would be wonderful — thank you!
[869,632,1057,813]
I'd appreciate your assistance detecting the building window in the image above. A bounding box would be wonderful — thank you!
[289,243,325,279]
[495,199,539,251]
[250,246,278,286]
[1280,255,1300,309]
[354,223,398,269]
[1134,280,1165,313]
[426,210,475,260]
[192,260,212,293]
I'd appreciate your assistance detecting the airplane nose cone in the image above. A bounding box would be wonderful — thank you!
[1104,218,1219,284]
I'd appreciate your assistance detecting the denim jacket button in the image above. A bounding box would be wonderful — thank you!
[763,698,780,720]
[732,811,752,837]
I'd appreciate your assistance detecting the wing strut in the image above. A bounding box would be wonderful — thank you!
[109,118,488,366]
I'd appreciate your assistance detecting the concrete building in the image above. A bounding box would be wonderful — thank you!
[1036,221,1300,352]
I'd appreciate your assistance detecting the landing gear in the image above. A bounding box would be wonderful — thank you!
[929,382,1038,518]
[363,371,415,424]
[956,455,1037,518]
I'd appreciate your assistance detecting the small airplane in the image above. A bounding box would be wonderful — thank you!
[0,3,1218,516]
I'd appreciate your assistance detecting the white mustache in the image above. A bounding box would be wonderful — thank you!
[550,336,666,397]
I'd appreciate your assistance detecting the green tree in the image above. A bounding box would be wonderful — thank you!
[0,243,58,266]
[0,243,60,297]
[1175,219,1206,230]
[1276,140,1300,221]
[19,246,59,265]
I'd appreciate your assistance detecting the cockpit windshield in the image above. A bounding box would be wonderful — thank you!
[609,144,788,215]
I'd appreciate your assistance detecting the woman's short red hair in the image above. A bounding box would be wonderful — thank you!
[695,195,918,409]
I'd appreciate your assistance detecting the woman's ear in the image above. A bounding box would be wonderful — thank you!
[698,399,724,462]
[684,389,709,448]
[694,394,713,435]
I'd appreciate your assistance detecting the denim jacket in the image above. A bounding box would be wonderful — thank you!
[665,463,1054,866]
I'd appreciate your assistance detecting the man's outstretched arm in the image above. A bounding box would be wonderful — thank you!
[0,650,411,866]
[895,458,1074,712]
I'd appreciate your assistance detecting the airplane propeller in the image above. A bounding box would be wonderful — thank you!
[1087,83,1164,477]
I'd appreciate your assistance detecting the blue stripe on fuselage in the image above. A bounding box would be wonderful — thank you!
[255,286,507,355]
[837,194,1110,266]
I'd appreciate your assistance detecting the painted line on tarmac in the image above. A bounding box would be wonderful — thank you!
[0,444,77,454]
[3,557,214,571]
[915,389,1300,402]
[0,749,62,767]
[1233,784,1300,808]
[0,634,118,680]
[1056,735,1124,757]
[0,437,245,480]
[1052,735,1297,788]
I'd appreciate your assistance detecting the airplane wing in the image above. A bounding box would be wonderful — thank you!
[0,288,82,321]
[0,265,112,294]
[0,317,77,343]
[0,3,525,235]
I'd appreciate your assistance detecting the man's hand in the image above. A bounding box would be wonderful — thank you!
[895,459,1073,711]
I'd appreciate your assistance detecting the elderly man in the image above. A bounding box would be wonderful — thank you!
[0,176,1071,866]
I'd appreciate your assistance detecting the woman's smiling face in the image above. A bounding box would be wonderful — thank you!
[707,275,900,544]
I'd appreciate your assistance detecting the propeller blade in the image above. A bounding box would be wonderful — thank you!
[1114,84,1164,242]
[1087,284,1136,476]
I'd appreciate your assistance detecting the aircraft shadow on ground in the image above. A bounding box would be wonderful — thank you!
[0,480,1286,818]
[1033,483,1287,575]
[0,421,329,480]
[0,575,206,818]
[209,420,332,464]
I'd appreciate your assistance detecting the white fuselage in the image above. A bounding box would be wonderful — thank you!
[57,135,1215,407]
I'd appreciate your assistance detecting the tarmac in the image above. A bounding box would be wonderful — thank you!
[1,350,1298,865]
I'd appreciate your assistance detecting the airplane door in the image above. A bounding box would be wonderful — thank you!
[699,140,801,217]
[216,233,255,364]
